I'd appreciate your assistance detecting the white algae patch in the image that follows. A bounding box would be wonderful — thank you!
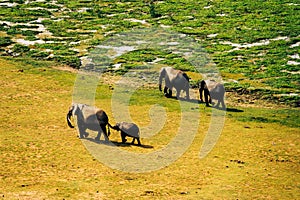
[287,61,300,66]
[222,36,289,51]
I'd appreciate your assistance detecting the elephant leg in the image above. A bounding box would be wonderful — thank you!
[186,88,190,100]
[204,89,210,106]
[163,86,168,93]
[100,124,109,141]
[220,99,226,110]
[215,100,221,108]
[95,131,102,141]
[77,119,87,138]
[164,86,169,97]
[208,93,212,104]
[199,88,204,102]
[83,132,89,137]
[176,89,180,99]
[131,137,136,144]
[78,126,87,138]
[168,88,172,97]
[121,132,127,143]
[136,138,141,146]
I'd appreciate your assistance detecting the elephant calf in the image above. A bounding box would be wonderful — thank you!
[199,80,226,109]
[111,122,141,146]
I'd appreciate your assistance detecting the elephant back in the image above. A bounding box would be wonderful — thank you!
[80,105,108,126]
[174,71,189,88]
[164,67,189,88]
[165,67,179,81]
[119,122,139,137]
[204,80,218,91]
[205,80,225,99]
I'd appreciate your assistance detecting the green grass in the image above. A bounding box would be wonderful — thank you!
[227,107,300,128]
[0,58,299,199]
[0,0,298,98]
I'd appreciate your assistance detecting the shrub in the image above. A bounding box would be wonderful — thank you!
[28,50,49,59]
[12,44,30,54]
[54,56,81,69]
[0,37,13,47]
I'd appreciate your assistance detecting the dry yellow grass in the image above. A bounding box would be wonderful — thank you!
[0,58,299,199]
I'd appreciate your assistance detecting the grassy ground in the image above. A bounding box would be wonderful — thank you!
[0,0,299,199]
[0,58,299,199]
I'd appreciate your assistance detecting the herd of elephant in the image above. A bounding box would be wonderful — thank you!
[66,67,226,145]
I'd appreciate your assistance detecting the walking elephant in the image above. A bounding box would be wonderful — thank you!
[111,122,141,146]
[67,103,112,141]
[159,67,190,99]
[199,80,226,109]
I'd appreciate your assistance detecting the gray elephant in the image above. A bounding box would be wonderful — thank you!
[111,122,141,146]
[199,80,226,109]
[159,67,190,99]
[67,103,112,141]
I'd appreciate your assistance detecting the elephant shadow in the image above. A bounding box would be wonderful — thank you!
[180,97,244,112]
[169,96,200,104]
[110,141,154,149]
[82,137,154,149]
[163,97,244,113]
[226,107,244,112]
[199,103,244,112]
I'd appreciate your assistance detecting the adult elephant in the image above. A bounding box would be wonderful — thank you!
[159,67,190,99]
[67,103,112,141]
[199,80,226,109]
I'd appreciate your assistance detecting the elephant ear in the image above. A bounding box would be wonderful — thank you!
[182,73,190,81]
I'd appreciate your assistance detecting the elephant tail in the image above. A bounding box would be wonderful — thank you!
[159,67,166,91]
[66,110,74,128]
[108,122,116,129]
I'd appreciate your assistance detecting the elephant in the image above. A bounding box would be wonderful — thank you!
[67,103,112,141]
[111,122,141,146]
[199,80,226,109]
[159,67,190,99]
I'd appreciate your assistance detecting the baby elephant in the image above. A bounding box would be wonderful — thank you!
[112,122,141,146]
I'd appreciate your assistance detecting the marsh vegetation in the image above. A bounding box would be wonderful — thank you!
[0,0,299,106]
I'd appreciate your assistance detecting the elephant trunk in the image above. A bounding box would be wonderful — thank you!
[66,110,74,128]
[107,123,114,129]
[109,123,119,131]
[107,123,113,137]
[158,68,165,91]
